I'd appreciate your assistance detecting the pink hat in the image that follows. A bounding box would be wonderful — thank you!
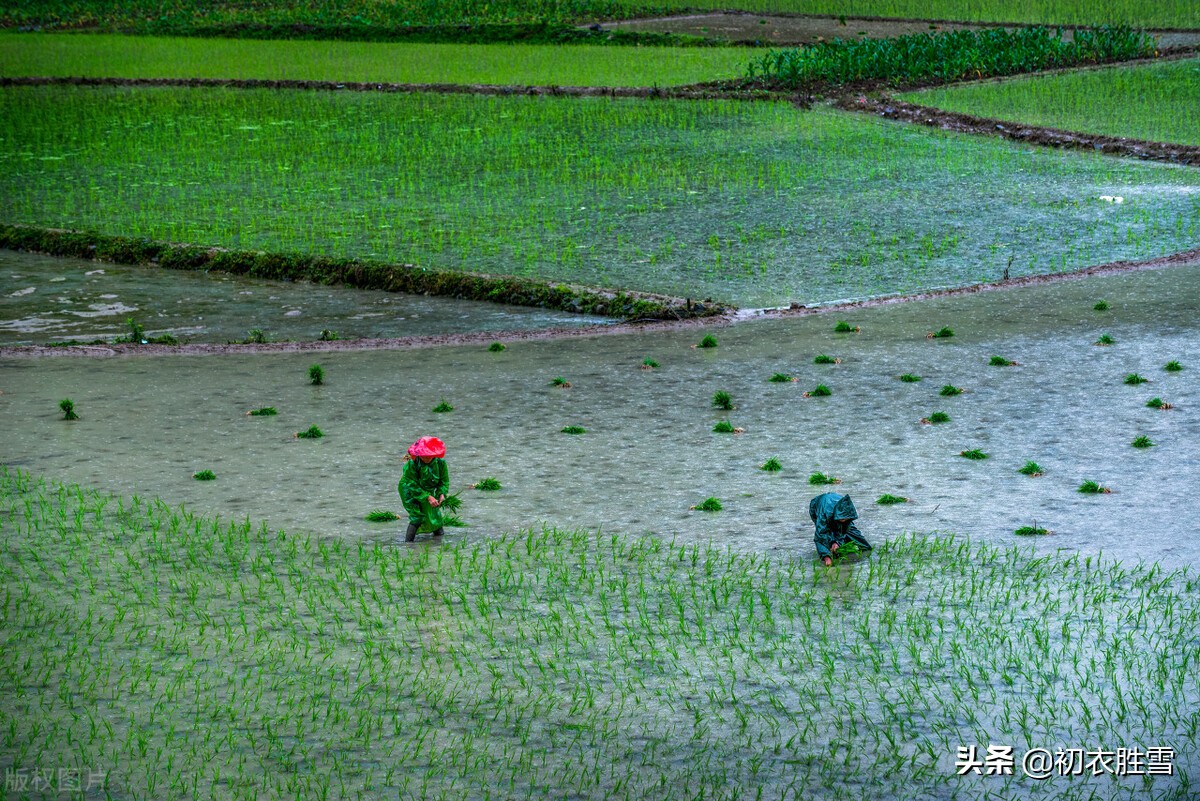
[408,436,445,459]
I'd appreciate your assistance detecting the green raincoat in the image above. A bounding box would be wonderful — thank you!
[398,457,450,530]
[809,492,872,559]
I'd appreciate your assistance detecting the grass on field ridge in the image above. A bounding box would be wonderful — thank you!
[1,467,1197,800]
[0,34,751,88]
[898,57,1200,148]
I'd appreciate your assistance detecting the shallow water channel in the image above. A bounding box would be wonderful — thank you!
[3,260,1199,568]
[0,249,606,345]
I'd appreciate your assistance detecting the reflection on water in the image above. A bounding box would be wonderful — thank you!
[0,249,608,345]
[2,261,1198,567]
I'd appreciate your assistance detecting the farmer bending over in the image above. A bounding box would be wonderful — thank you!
[400,436,449,543]
[810,492,872,566]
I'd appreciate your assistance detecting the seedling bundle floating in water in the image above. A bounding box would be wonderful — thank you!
[1018,461,1044,476]
[960,449,988,460]
[1146,397,1174,410]
[193,470,216,481]
[696,334,718,349]
[804,384,832,397]
[308,364,324,385]
[432,400,454,413]
[989,355,1018,366]
[58,398,78,420]
[1164,360,1183,372]
[1131,435,1155,448]
[876,494,908,505]
[296,425,324,439]
[761,457,782,472]
[691,497,722,511]
[712,420,738,434]
[641,358,659,369]
[1014,525,1050,536]
[473,477,502,491]
[1093,300,1110,311]
[712,390,734,411]
[768,372,795,383]
[1078,479,1111,494]
[833,321,859,333]
[899,373,922,383]
[813,354,841,364]
[561,425,586,435]
[1124,373,1149,385]
[487,342,506,352]
[939,384,964,397]
[365,509,399,522]
[246,407,277,416]
[927,327,954,339]
[922,411,951,424]
[808,472,840,485]
[1095,333,1115,345]
[550,377,571,388]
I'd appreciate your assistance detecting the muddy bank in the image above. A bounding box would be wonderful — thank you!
[5,246,1196,360]
[837,94,1200,166]
[0,75,795,102]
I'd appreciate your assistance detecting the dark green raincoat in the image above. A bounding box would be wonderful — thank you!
[398,457,450,530]
[809,492,872,559]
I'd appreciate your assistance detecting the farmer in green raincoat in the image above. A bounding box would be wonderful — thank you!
[399,436,450,542]
[810,492,872,566]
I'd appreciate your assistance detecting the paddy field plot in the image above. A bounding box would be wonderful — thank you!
[898,57,1200,148]
[2,85,1198,308]
[0,249,607,346]
[0,34,752,87]
[1,468,1197,801]
[4,257,1198,568]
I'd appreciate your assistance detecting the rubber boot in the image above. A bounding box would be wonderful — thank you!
[432,527,445,538]
[405,523,418,543]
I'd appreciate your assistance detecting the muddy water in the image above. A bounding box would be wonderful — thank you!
[0,249,607,345]
[3,260,1198,568]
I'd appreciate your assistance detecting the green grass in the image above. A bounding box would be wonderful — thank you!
[7,470,1195,800]
[4,87,1197,308]
[0,34,752,88]
[749,26,1154,90]
[899,58,1200,148]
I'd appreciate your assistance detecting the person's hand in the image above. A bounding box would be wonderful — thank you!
[427,495,440,507]
[438,494,446,504]
[822,556,833,567]
[830,542,839,554]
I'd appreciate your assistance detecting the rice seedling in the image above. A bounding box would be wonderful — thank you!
[876,494,908,504]
[641,357,659,369]
[808,472,840,485]
[58,398,78,420]
[364,509,399,522]
[472,477,502,491]
[898,56,1200,148]
[118,316,146,344]
[488,342,506,352]
[760,457,782,472]
[696,334,719,349]
[440,492,462,512]
[1164,360,1183,372]
[712,390,734,410]
[295,424,324,439]
[244,328,268,344]
[5,87,1197,310]
[988,355,1018,366]
[550,377,571,388]
[960,449,988,460]
[1131,435,1155,448]
[1124,373,1148,385]
[768,372,796,383]
[690,497,722,511]
[246,406,277,416]
[926,327,954,339]
[192,469,216,481]
[711,420,739,433]
[560,425,586,435]
[432,400,454,413]
[939,384,964,396]
[833,321,860,333]
[308,364,325,385]
[1014,525,1050,536]
[1078,479,1111,493]
[813,354,841,364]
[803,384,832,397]
[1146,397,1174,409]
[1095,334,1115,345]
[1017,460,1044,476]
[921,411,951,424]
[319,328,339,341]
[1094,300,1110,311]
[899,373,922,383]
[3,467,1199,801]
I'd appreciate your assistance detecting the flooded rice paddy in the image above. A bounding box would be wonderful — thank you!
[3,258,1198,570]
[0,249,607,345]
